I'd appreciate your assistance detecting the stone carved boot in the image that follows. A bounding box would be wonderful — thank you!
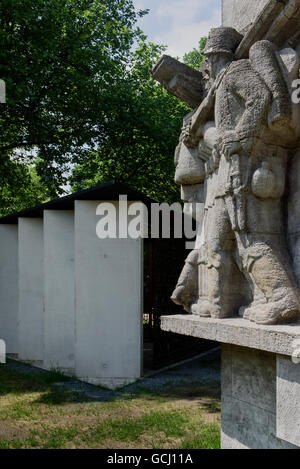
[190,246,212,317]
[239,302,261,321]
[242,252,300,325]
[203,265,230,319]
[191,298,213,317]
[171,285,192,313]
[254,300,300,325]
[203,248,242,319]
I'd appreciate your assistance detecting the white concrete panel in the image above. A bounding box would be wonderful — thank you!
[75,200,143,388]
[44,211,75,373]
[18,218,44,364]
[0,225,18,355]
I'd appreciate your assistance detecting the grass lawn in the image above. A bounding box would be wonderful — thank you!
[0,363,221,449]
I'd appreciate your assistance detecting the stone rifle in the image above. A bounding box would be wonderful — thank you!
[150,54,206,109]
[186,68,228,148]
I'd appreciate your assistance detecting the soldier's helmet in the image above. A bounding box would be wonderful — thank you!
[203,27,243,57]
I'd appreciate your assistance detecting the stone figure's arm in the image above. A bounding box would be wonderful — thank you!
[189,85,216,136]
[183,86,216,148]
[223,68,271,145]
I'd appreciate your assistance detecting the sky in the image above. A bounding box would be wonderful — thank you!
[133,0,222,59]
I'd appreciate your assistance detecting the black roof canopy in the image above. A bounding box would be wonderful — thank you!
[0,181,156,225]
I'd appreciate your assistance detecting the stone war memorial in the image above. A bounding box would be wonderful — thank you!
[152,0,300,450]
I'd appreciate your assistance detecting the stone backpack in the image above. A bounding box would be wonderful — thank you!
[249,40,300,143]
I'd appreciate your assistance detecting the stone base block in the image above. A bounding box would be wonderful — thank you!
[222,345,298,449]
[161,315,300,449]
[277,354,300,447]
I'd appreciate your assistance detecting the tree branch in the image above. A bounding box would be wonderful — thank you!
[0,142,52,152]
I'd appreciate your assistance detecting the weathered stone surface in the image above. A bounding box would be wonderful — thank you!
[155,26,300,326]
[265,0,300,47]
[222,396,274,449]
[160,315,300,356]
[277,355,300,447]
[150,55,206,108]
[232,0,300,59]
[288,149,300,286]
[279,47,300,80]
[222,0,270,33]
[221,344,299,449]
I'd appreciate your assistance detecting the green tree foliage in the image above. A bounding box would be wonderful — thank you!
[0,158,50,215]
[0,0,148,211]
[183,37,207,70]
[0,0,207,211]
[70,40,189,203]
[70,36,209,203]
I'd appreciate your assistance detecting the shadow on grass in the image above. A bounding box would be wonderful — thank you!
[0,362,77,406]
[0,354,221,407]
[0,360,221,449]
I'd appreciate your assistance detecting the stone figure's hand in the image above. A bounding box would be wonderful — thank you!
[221,131,256,158]
[240,137,255,155]
[179,122,189,143]
[183,120,199,148]
[221,141,242,159]
[220,131,240,158]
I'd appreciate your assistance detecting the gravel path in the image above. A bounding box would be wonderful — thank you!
[4,348,221,402]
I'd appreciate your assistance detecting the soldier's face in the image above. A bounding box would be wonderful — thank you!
[207,53,232,79]
[206,54,220,79]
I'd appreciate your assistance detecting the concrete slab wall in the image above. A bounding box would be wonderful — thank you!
[18,218,44,364]
[74,200,143,388]
[288,150,300,286]
[222,0,269,32]
[43,211,75,374]
[221,345,298,449]
[277,355,300,447]
[0,225,18,355]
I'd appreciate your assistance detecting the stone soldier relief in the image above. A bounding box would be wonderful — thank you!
[153,26,300,326]
[156,1,300,450]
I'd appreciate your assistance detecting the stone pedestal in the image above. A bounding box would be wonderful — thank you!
[161,315,300,449]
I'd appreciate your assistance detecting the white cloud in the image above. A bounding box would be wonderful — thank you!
[133,0,221,59]
[157,11,221,58]
[157,0,215,24]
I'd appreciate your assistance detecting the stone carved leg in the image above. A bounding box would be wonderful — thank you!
[226,146,300,324]
[191,244,211,317]
[236,233,300,325]
[198,198,244,318]
[172,245,217,316]
[171,249,199,313]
